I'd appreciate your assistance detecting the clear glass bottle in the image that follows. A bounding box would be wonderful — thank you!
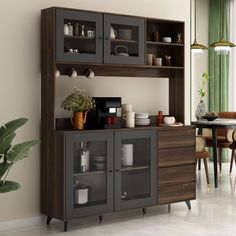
[64,24,69,35]
[68,22,73,36]
[80,142,89,172]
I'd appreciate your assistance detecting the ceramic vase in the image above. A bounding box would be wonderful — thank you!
[71,111,88,130]
[195,100,207,120]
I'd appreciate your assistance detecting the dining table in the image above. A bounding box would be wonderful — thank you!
[191,118,236,188]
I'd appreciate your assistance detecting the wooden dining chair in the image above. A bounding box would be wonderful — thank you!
[196,135,210,186]
[203,112,236,172]
[229,130,236,174]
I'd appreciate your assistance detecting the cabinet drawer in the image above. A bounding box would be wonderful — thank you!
[158,129,195,149]
[158,164,195,185]
[158,147,195,167]
[157,182,196,204]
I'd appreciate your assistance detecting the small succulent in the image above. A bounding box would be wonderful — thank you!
[198,72,209,100]
[61,88,95,113]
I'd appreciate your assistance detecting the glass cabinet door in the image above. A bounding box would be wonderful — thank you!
[114,130,156,211]
[56,9,103,63]
[104,14,144,65]
[65,132,113,218]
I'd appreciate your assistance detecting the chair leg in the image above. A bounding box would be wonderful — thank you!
[203,159,210,186]
[229,150,234,174]
[198,159,201,170]
[218,148,222,172]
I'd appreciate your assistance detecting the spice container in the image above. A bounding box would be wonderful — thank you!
[156,111,164,126]
[74,181,89,205]
[68,22,73,36]
[64,24,69,35]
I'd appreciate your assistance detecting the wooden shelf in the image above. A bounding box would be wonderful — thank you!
[74,169,106,176]
[64,35,95,40]
[121,164,149,172]
[146,41,184,47]
[111,39,137,43]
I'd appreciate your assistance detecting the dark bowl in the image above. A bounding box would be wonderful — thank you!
[202,115,218,121]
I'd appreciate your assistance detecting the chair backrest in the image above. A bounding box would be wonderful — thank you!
[217,112,236,136]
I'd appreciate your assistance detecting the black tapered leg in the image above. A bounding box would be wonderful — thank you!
[230,150,234,174]
[219,148,222,172]
[185,200,191,210]
[64,221,68,232]
[198,159,201,170]
[142,208,146,215]
[212,127,218,188]
[99,215,103,224]
[46,216,52,225]
[168,204,171,213]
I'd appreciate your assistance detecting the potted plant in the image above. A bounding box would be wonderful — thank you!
[195,72,210,120]
[61,88,95,130]
[0,118,39,193]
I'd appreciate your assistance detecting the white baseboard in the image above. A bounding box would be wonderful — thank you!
[0,216,44,231]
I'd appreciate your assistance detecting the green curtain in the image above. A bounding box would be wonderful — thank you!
[209,0,230,161]
[209,0,229,112]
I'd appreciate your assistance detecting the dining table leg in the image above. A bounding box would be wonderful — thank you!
[212,126,218,188]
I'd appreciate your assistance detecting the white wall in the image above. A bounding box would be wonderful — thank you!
[0,0,190,222]
[191,0,209,119]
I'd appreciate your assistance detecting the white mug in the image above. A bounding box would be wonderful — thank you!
[123,112,135,128]
[121,144,133,166]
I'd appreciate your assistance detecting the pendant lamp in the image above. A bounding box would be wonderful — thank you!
[211,0,235,55]
[191,0,208,54]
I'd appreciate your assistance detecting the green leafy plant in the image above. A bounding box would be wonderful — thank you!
[198,72,210,100]
[0,118,39,193]
[61,88,95,113]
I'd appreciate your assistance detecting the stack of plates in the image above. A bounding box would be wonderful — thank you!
[94,156,106,170]
[135,113,150,126]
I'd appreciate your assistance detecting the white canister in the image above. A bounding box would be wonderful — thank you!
[123,112,135,128]
[74,184,88,205]
[121,104,133,114]
[121,144,133,166]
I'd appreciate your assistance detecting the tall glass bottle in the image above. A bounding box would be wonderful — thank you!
[80,142,89,172]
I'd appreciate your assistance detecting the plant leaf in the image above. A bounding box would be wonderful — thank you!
[7,140,39,163]
[0,132,16,155]
[0,163,11,180]
[0,118,28,144]
[0,180,20,193]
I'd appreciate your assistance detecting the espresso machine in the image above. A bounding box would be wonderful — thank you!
[86,97,122,129]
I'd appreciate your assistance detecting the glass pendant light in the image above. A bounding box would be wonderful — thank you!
[211,0,235,55]
[191,0,208,54]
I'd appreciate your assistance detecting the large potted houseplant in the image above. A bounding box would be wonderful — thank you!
[0,118,39,193]
[195,72,209,120]
[61,88,95,130]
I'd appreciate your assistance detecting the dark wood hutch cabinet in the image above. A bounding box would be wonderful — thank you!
[41,7,194,232]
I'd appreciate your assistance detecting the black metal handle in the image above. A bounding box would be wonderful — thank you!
[115,169,120,172]
[108,170,113,173]
[105,36,109,40]
[98,36,102,40]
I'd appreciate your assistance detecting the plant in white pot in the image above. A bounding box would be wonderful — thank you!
[0,118,39,193]
[61,88,95,130]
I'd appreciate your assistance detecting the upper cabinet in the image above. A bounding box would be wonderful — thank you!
[56,9,103,63]
[103,14,144,65]
[56,9,144,64]
[146,19,184,68]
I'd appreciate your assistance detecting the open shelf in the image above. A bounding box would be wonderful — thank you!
[74,169,106,176]
[121,164,149,172]
[64,35,95,40]
[111,39,137,43]
[146,41,184,47]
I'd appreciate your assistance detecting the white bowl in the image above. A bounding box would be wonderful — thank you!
[164,116,175,125]
[94,156,106,163]
[135,113,149,119]
[95,162,106,170]
[135,118,150,123]
[162,37,172,43]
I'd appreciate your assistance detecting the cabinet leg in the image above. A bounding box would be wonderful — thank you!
[46,216,52,225]
[142,208,146,216]
[185,200,191,210]
[64,221,68,232]
[99,215,103,224]
[168,204,171,213]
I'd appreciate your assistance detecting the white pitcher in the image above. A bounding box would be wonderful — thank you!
[110,26,117,39]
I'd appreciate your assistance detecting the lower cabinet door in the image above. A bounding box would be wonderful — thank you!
[114,130,156,211]
[158,182,196,204]
[65,131,113,218]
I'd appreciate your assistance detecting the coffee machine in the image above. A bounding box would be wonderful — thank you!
[86,97,121,129]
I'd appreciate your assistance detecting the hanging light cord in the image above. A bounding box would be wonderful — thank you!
[194,0,197,42]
